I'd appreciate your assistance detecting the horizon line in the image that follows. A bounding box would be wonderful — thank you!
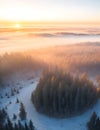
[0,20,100,25]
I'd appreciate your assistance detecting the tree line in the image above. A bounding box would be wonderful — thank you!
[0,52,46,88]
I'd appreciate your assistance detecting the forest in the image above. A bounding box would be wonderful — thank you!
[0,43,100,87]
[0,52,46,88]
[0,43,100,130]
[32,70,100,118]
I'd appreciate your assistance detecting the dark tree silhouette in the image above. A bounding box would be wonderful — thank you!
[7,117,13,130]
[32,70,98,118]
[16,98,19,103]
[29,120,35,130]
[13,113,17,120]
[87,112,100,130]
[19,102,27,120]
[0,110,35,130]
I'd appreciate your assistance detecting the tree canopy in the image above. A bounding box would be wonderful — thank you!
[32,70,99,118]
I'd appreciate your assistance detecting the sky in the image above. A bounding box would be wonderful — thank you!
[0,0,100,24]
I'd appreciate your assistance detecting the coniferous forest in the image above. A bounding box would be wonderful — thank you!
[0,44,100,130]
[32,70,99,118]
[0,0,100,128]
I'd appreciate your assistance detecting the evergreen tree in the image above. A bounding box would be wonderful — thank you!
[18,120,23,130]
[16,98,19,103]
[7,117,13,130]
[25,122,28,130]
[87,112,100,130]
[95,118,100,130]
[13,114,17,120]
[87,112,97,130]
[14,123,18,130]
[19,102,27,120]
[11,88,14,96]
[0,108,7,127]
[29,120,35,130]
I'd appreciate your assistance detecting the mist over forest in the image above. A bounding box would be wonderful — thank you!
[0,30,100,130]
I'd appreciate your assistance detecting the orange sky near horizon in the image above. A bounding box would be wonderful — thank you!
[0,0,100,26]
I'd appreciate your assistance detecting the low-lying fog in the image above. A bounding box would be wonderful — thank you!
[0,27,100,54]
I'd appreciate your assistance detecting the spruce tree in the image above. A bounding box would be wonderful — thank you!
[87,112,97,130]
[19,102,27,120]
[25,122,28,130]
[29,120,35,130]
[7,117,13,130]
[14,123,18,130]
[16,98,19,103]
[13,113,17,120]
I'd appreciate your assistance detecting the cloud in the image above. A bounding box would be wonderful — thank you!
[0,37,10,40]
[26,32,100,38]
[56,32,100,37]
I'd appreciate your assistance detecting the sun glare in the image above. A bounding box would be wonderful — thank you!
[15,24,20,29]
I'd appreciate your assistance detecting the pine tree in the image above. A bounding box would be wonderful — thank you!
[5,123,9,130]
[87,112,97,130]
[13,114,17,120]
[16,98,19,103]
[19,102,27,120]
[29,120,35,130]
[25,122,28,130]
[95,117,100,130]
[75,87,80,111]
[14,123,18,130]
[11,88,14,96]
[18,120,23,130]
[7,117,13,130]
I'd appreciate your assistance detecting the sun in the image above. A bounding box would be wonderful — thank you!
[15,24,21,29]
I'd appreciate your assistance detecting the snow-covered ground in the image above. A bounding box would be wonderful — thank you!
[0,75,100,130]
